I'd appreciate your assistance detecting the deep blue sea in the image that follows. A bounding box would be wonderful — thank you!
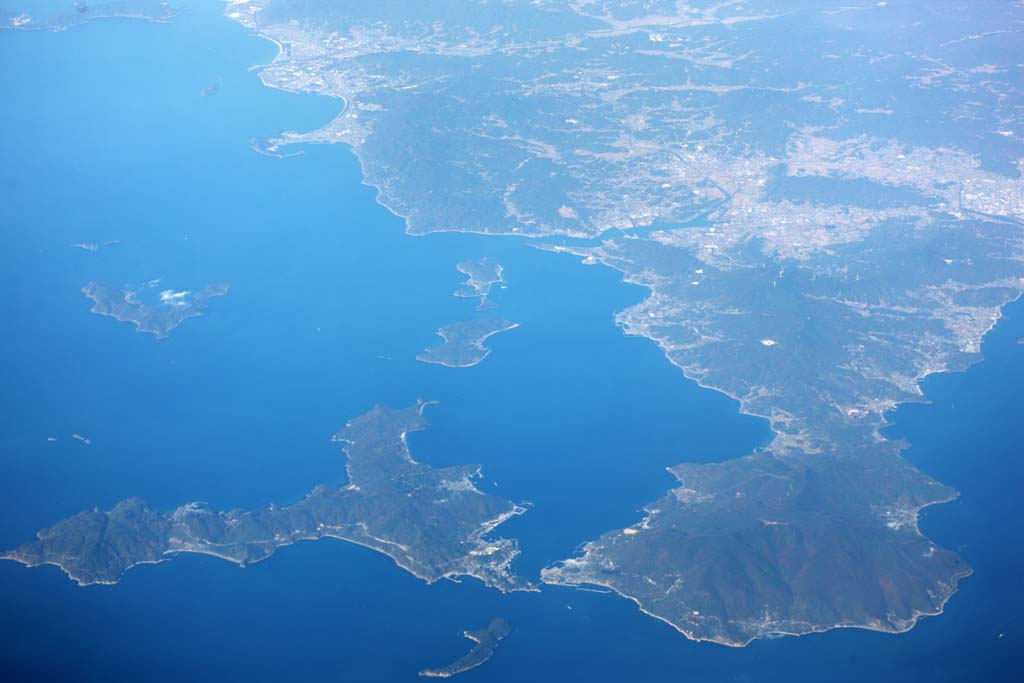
[0,5,1021,682]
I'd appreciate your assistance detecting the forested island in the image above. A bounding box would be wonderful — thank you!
[420,618,511,678]
[417,319,519,368]
[82,281,229,338]
[2,404,530,592]
[454,258,504,311]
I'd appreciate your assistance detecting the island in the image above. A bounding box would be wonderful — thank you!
[2,403,531,592]
[220,0,1024,645]
[416,319,518,368]
[419,618,511,678]
[454,258,504,311]
[200,78,221,97]
[71,240,119,252]
[82,281,229,339]
[1,1,178,31]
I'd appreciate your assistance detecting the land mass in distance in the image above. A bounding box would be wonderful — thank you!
[1,1,178,32]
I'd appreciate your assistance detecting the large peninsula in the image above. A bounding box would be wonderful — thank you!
[2,404,530,592]
[223,0,1024,645]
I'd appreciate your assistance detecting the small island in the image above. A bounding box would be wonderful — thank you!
[454,258,504,311]
[2,403,530,592]
[200,77,221,97]
[82,281,229,339]
[416,319,519,368]
[419,618,511,678]
[1,1,178,32]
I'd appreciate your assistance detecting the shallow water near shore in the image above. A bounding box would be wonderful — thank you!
[0,5,1021,682]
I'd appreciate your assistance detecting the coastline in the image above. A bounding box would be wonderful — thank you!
[542,480,972,647]
[546,559,975,648]
[219,1,1018,646]
[217,2,1023,464]
[1,507,535,594]
[2,401,535,594]
[219,5,1022,470]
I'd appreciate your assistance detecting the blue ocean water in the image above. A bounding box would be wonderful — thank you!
[0,5,1020,681]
